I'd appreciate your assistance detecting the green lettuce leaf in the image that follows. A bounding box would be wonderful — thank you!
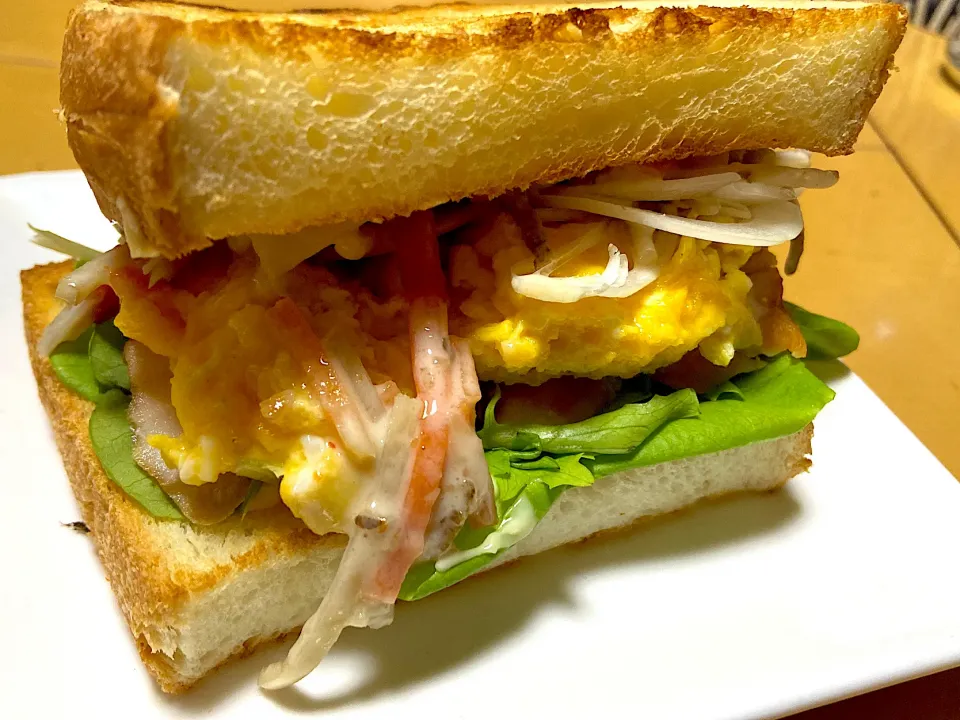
[399,480,560,601]
[89,321,130,390]
[703,379,745,402]
[47,326,185,521]
[88,390,185,521]
[49,327,104,403]
[487,450,593,515]
[49,321,130,402]
[589,355,834,477]
[478,389,699,454]
[400,354,834,599]
[785,301,860,360]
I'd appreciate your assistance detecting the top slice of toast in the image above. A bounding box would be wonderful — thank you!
[60,0,906,259]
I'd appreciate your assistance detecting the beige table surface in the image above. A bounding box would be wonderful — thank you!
[2,3,959,717]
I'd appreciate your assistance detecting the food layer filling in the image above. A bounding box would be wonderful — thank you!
[38,149,855,686]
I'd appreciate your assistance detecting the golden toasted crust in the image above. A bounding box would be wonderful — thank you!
[61,8,182,257]
[134,627,300,693]
[60,0,907,258]
[71,1,898,63]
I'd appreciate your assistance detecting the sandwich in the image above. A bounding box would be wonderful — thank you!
[23,0,904,693]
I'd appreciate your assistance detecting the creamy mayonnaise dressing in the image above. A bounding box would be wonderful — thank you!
[434,493,538,571]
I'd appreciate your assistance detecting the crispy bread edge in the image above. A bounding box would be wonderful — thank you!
[21,261,331,692]
[60,1,907,258]
[142,422,812,693]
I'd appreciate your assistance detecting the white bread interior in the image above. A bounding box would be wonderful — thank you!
[59,0,906,258]
[173,426,811,685]
[24,260,812,692]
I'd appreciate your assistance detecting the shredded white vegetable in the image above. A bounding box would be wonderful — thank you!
[713,181,797,203]
[251,222,370,279]
[718,202,753,220]
[56,245,128,305]
[535,208,591,223]
[434,493,538,571]
[38,290,104,356]
[511,222,660,303]
[542,194,803,247]
[324,333,386,426]
[691,198,722,217]
[142,258,174,287]
[743,166,838,189]
[775,149,813,169]
[661,162,835,186]
[29,224,102,263]
[259,395,421,690]
[564,171,742,202]
[601,225,660,298]
[513,150,834,302]
[512,243,625,303]
[534,224,606,276]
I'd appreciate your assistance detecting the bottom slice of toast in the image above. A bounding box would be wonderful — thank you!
[22,261,812,693]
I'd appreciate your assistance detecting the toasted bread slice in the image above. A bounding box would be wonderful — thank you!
[23,261,813,692]
[60,0,906,259]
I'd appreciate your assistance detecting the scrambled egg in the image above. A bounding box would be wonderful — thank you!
[112,249,409,533]
[110,218,800,529]
[449,215,766,384]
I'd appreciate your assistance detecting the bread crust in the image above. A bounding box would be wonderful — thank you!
[22,261,333,692]
[24,260,813,692]
[60,1,907,259]
[142,418,811,694]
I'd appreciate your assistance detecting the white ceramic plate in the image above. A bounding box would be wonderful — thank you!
[2,171,959,720]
